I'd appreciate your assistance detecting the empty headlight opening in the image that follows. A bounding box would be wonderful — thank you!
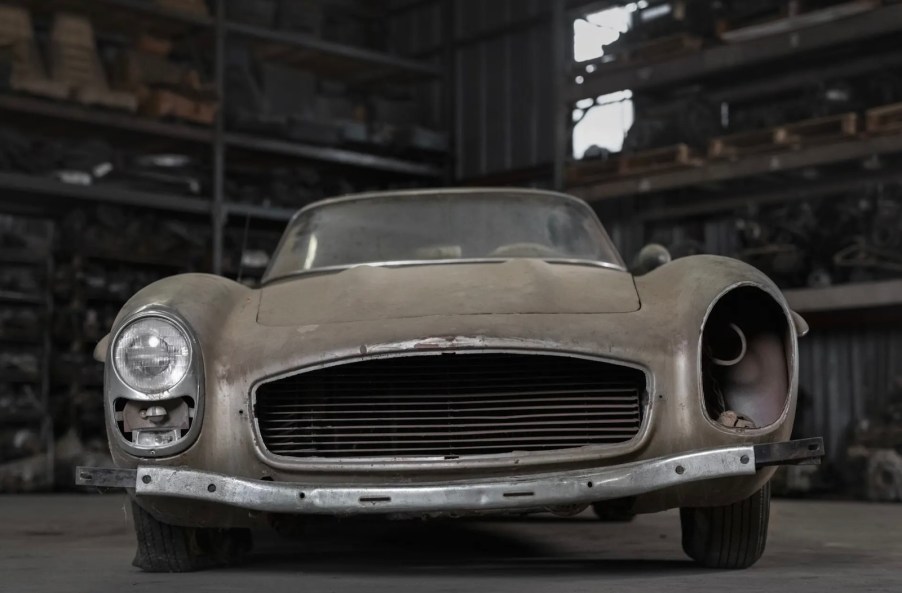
[702,286,790,429]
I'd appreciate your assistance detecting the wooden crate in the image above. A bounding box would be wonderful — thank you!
[618,144,702,176]
[782,112,859,147]
[708,128,787,160]
[866,102,902,135]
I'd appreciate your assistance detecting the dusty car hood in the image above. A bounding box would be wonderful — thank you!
[257,259,639,326]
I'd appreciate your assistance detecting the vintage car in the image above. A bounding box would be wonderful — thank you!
[77,188,823,572]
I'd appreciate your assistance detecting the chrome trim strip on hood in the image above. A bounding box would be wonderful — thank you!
[260,258,627,287]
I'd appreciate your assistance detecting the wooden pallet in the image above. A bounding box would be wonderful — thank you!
[866,102,902,135]
[627,34,703,64]
[716,0,879,43]
[618,144,702,176]
[709,113,858,160]
[567,158,620,186]
[601,33,703,70]
[708,128,788,160]
[783,112,859,147]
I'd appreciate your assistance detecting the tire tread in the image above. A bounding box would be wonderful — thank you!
[680,482,770,569]
[130,501,251,572]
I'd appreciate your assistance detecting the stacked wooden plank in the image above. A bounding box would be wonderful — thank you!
[118,34,217,124]
[709,113,859,160]
[865,103,902,136]
[716,0,879,44]
[0,6,67,100]
[627,34,703,64]
[618,143,703,176]
[49,13,137,111]
[568,144,704,185]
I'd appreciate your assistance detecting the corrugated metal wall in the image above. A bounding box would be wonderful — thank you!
[455,0,553,180]
[391,0,555,181]
[798,327,902,463]
[388,1,446,130]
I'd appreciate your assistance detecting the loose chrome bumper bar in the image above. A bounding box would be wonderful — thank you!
[76,438,823,515]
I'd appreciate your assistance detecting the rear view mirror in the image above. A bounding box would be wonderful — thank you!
[631,243,672,275]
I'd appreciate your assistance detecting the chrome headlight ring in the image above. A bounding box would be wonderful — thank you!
[112,316,192,395]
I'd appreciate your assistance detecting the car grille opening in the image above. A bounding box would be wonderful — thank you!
[254,352,646,459]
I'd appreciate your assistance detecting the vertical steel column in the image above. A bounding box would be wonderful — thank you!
[211,0,225,275]
[41,221,54,488]
[551,0,567,191]
[452,1,465,182]
[443,0,456,185]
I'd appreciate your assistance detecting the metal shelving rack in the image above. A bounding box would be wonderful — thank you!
[569,2,902,102]
[0,220,54,491]
[0,0,449,274]
[561,1,902,200]
[558,0,902,313]
[570,134,902,203]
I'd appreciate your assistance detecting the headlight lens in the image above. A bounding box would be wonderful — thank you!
[113,317,191,394]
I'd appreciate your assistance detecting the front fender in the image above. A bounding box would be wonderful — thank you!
[634,254,787,318]
[98,273,256,371]
[637,254,800,435]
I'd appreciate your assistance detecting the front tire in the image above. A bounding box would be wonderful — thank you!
[131,501,252,572]
[680,482,770,569]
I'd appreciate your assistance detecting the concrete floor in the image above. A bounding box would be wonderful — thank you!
[1,495,900,592]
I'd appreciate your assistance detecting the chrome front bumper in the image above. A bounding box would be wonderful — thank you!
[77,438,823,515]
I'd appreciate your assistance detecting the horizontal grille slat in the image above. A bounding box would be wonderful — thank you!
[265,433,640,447]
[255,353,646,459]
[255,400,639,411]
[262,424,640,439]
[269,443,626,455]
[259,410,636,422]
[259,388,637,398]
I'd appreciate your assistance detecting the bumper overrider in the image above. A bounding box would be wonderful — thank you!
[77,438,823,515]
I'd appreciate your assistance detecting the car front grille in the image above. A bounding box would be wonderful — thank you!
[254,352,646,459]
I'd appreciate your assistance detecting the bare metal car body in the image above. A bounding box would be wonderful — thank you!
[79,188,823,569]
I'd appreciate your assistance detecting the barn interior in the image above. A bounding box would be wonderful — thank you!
[0,0,900,590]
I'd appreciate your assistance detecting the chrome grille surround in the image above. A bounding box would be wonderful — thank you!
[252,350,649,463]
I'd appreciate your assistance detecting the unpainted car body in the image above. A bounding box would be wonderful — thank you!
[79,189,823,571]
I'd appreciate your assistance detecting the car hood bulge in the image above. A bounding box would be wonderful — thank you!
[257,259,639,326]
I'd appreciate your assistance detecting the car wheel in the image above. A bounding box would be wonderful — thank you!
[680,481,770,569]
[131,501,252,572]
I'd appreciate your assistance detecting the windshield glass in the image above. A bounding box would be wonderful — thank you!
[264,191,624,281]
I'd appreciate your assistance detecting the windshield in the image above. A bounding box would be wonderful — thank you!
[264,190,624,281]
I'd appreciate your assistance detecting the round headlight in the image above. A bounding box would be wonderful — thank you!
[113,317,192,394]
